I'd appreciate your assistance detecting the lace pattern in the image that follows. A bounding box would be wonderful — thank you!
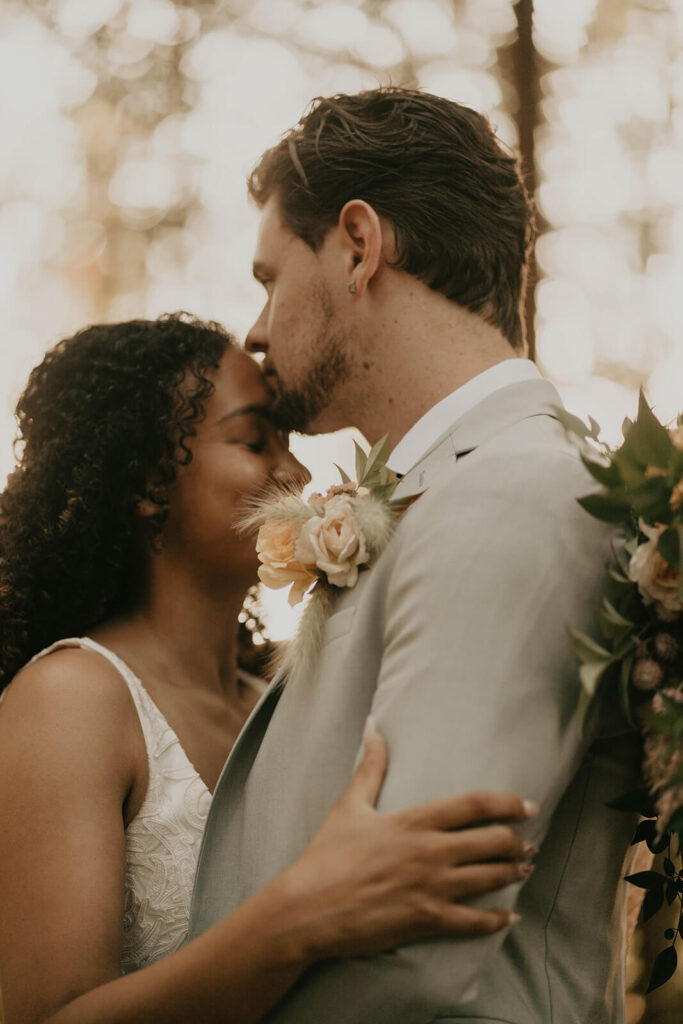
[28,637,214,974]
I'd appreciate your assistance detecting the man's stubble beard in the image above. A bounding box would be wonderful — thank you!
[270,279,355,435]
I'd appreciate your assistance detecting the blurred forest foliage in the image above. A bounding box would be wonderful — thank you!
[0,1,682,1019]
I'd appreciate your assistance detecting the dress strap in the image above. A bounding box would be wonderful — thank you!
[28,637,161,750]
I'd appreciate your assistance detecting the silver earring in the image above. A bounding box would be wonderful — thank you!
[347,279,357,294]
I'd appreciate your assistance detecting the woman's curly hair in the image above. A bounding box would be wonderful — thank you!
[0,312,268,690]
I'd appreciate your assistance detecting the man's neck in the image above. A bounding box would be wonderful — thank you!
[347,313,520,449]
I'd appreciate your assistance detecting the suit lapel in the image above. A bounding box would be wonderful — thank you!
[394,378,562,500]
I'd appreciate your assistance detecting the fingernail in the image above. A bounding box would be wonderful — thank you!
[518,862,535,879]
[522,842,538,859]
[523,799,540,817]
[508,912,522,926]
[363,714,377,744]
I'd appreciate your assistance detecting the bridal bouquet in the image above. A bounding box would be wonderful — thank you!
[563,394,683,992]
[245,437,412,679]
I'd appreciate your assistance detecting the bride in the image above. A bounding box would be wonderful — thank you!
[0,313,536,1024]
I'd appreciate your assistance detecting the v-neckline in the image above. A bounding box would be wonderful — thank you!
[81,637,261,798]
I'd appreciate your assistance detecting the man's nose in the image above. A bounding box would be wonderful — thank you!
[245,317,268,354]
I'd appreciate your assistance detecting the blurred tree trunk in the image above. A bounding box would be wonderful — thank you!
[501,0,545,361]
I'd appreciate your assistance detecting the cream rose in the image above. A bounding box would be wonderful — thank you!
[628,519,682,613]
[256,520,316,606]
[294,494,369,589]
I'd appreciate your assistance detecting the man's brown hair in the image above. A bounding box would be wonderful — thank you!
[248,87,533,349]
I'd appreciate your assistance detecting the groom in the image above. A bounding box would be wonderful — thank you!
[190,89,640,1022]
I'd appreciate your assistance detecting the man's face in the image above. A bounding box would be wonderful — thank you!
[245,195,357,434]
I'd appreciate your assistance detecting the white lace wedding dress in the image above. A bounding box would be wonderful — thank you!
[20,636,265,973]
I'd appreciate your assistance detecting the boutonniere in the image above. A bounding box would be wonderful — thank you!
[243,436,415,680]
[561,393,683,994]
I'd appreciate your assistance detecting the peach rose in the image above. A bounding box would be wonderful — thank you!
[256,520,316,606]
[628,519,682,613]
[295,494,369,589]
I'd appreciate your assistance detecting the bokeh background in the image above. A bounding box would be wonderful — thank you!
[0,0,682,1018]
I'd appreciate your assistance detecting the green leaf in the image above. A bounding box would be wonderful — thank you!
[608,566,633,588]
[628,391,673,470]
[578,660,613,698]
[648,829,672,856]
[664,857,675,877]
[622,416,634,439]
[658,527,680,568]
[334,463,351,485]
[555,406,591,439]
[580,455,622,489]
[624,870,667,891]
[600,596,634,629]
[354,441,367,485]
[619,654,636,725]
[643,885,665,922]
[567,627,613,664]
[607,788,657,816]
[588,416,602,440]
[631,818,657,846]
[666,880,678,905]
[578,493,631,523]
[647,945,678,994]
[362,435,391,480]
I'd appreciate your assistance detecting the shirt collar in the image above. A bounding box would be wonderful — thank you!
[389,359,542,476]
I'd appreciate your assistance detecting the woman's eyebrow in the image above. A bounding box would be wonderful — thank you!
[216,403,273,426]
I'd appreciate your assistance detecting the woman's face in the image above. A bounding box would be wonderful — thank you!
[159,348,310,582]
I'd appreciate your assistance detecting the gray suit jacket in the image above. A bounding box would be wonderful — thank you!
[189,378,641,1024]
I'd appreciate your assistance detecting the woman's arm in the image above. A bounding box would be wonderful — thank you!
[0,659,534,1024]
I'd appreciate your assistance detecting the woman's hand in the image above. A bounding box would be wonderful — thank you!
[274,721,537,962]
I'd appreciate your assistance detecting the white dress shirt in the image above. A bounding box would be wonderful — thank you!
[389,358,542,475]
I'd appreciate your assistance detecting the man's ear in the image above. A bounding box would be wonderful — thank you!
[337,200,391,297]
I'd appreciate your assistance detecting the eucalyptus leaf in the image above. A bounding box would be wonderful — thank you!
[624,870,667,891]
[601,598,634,628]
[578,493,631,523]
[578,659,613,698]
[631,818,657,846]
[567,626,613,664]
[647,829,672,856]
[646,945,678,993]
[643,885,665,922]
[607,788,656,815]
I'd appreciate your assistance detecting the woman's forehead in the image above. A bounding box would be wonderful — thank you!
[208,348,271,414]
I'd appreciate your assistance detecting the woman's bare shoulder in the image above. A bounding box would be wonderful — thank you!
[0,645,140,756]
